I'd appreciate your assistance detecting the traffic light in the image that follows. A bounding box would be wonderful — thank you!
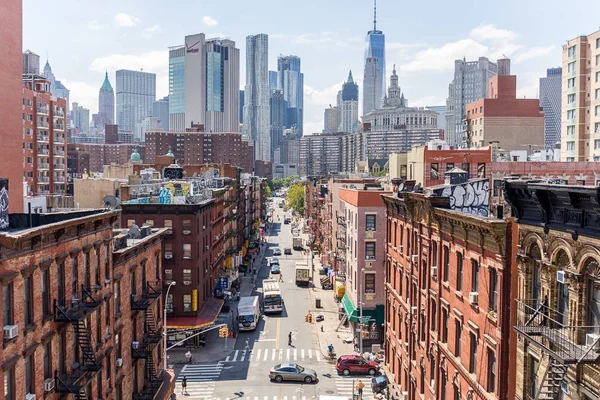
[304,314,309,322]
[307,313,313,323]
[219,326,229,338]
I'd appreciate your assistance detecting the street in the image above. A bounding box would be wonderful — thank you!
[172,200,379,400]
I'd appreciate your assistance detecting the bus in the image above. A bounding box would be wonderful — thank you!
[237,296,260,331]
[262,279,283,314]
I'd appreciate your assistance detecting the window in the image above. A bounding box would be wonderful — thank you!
[145,219,154,227]
[24,276,34,325]
[25,354,34,394]
[597,71,600,83]
[568,45,576,57]
[446,162,454,171]
[115,332,122,359]
[127,219,135,228]
[105,244,110,283]
[106,356,112,390]
[114,280,121,314]
[596,105,600,117]
[182,219,192,233]
[58,262,66,306]
[71,256,78,298]
[164,219,173,234]
[4,367,14,400]
[183,243,192,259]
[165,269,173,284]
[95,250,100,287]
[471,259,479,292]
[469,332,477,373]
[44,342,52,379]
[567,61,576,73]
[42,268,50,317]
[461,163,470,177]
[567,125,575,135]
[183,269,192,285]
[454,320,462,356]
[97,371,102,400]
[430,163,439,180]
[456,253,463,291]
[453,383,460,400]
[595,140,600,150]
[567,142,575,151]
[365,215,376,231]
[597,38,600,49]
[364,273,375,294]
[116,381,123,400]
[567,109,576,120]
[130,271,136,296]
[431,300,437,332]
[365,242,376,259]
[477,163,486,178]
[567,93,576,104]
[183,294,192,312]
[3,284,13,326]
[568,77,576,88]
[443,246,450,282]
[165,243,173,258]
[596,88,600,100]
[488,349,497,393]
[400,165,407,179]
[442,308,448,343]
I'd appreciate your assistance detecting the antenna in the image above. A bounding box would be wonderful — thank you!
[103,195,121,209]
[128,224,141,239]
[373,0,377,31]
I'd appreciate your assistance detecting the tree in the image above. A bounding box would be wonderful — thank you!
[286,183,304,214]
[265,185,272,198]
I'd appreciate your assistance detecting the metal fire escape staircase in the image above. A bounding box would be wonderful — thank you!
[514,299,600,400]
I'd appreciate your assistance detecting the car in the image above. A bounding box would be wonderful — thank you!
[371,375,388,393]
[335,355,379,376]
[284,248,292,255]
[270,264,281,274]
[272,248,282,256]
[269,363,317,383]
[268,257,279,267]
[284,218,290,224]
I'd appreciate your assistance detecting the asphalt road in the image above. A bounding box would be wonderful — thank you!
[174,200,376,400]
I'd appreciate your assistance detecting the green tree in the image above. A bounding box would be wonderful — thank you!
[286,183,305,214]
[265,185,272,198]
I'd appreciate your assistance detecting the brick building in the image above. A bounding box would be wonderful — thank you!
[67,144,145,175]
[504,181,600,400]
[382,185,518,400]
[21,75,68,196]
[465,74,545,151]
[0,208,171,400]
[0,0,24,212]
[144,130,254,173]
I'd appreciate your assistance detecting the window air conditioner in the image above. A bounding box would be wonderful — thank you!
[3,325,18,340]
[132,341,139,350]
[431,266,438,278]
[44,378,55,392]
[557,270,566,284]
[131,294,138,302]
[116,358,123,367]
[469,292,479,305]
[586,333,600,349]
[26,394,36,400]
[165,253,173,259]
[411,255,418,264]
[183,230,191,235]
[411,306,418,315]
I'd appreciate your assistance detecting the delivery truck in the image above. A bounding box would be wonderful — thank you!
[295,262,310,286]
[237,296,260,331]
[293,237,303,250]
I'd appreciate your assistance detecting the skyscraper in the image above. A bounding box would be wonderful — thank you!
[183,33,206,129]
[72,102,90,134]
[98,71,115,127]
[270,89,286,160]
[42,60,70,110]
[239,90,244,124]
[539,67,562,150]
[362,56,381,116]
[116,69,156,139]
[169,46,185,131]
[152,96,169,131]
[22,50,39,74]
[205,38,240,132]
[244,34,270,162]
[323,105,341,133]
[339,71,359,133]
[278,55,304,136]
[365,0,385,107]
[269,71,278,90]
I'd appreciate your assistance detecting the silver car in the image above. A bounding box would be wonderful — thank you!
[269,363,318,383]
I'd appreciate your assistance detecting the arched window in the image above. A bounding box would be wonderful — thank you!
[585,258,600,334]
[530,244,542,305]
[555,250,570,325]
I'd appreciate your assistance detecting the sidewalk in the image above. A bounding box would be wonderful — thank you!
[169,240,270,365]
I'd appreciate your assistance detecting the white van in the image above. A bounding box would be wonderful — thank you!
[237,296,260,331]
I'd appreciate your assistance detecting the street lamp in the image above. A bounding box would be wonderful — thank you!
[163,281,176,371]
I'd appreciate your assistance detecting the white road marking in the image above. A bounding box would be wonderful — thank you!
[294,348,297,360]
[255,348,262,361]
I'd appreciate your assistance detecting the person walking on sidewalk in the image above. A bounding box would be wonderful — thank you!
[288,332,293,346]
[279,273,284,283]
[355,380,365,399]
[181,375,187,395]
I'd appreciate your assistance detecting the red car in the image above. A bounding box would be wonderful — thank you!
[335,355,379,376]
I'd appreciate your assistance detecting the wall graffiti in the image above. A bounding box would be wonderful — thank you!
[439,179,489,217]
[0,179,8,229]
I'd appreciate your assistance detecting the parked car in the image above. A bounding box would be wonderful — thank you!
[284,218,291,224]
[268,257,279,267]
[269,363,317,383]
[270,264,281,274]
[371,375,388,393]
[272,248,282,256]
[284,248,292,255]
[336,355,379,376]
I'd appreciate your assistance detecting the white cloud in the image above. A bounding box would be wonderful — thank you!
[271,32,361,47]
[515,46,556,63]
[304,82,344,107]
[114,13,140,28]
[142,24,162,38]
[202,16,218,27]
[469,24,518,43]
[410,96,446,108]
[87,20,104,30]
[59,79,99,111]
[400,39,489,72]
[304,120,324,135]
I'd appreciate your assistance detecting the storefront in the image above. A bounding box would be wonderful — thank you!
[341,293,384,343]
[167,297,224,348]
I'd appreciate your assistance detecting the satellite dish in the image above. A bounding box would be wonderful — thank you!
[398,182,405,192]
[128,224,141,239]
[103,195,121,209]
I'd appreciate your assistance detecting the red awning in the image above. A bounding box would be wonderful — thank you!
[167,297,224,330]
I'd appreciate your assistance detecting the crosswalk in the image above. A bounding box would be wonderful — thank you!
[224,348,322,363]
[327,365,377,400]
[196,397,331,400]
[175,363,223,399]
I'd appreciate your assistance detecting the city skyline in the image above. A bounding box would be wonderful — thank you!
[22,0,600,135]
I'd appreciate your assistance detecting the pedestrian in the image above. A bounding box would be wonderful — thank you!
[279,273,284,283]
[288,332,292,346]
[356,380,365,399]
[181,375,187,395]
[245,337,250,350]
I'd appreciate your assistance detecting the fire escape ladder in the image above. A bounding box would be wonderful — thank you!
[145,307,159,338]
[536,357,567,400]
[74,389,87,400]
[146,352,161,388]
[75,320,98,368]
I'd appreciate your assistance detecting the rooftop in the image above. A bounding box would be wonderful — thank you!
[1,209,114,236]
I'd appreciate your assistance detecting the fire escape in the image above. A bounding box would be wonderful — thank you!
[53,285,103,399]
[131,281,163,399]
[335,212,347,277]
[514,298,600,399]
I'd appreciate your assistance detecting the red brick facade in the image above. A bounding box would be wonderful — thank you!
[423,147,491,188]
[382,192,518,400]
[67,143,146,175]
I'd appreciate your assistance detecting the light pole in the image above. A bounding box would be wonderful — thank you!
[359,268,364,355]
[163,281,176,371]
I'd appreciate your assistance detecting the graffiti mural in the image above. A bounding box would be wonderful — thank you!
[0,179,8,229]
[438,179,489,217]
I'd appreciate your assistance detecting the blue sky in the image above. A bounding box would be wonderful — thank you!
[23,0,600,134]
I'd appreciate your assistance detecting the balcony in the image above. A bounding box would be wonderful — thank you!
[38,163,49,170]
[514,299,600,365]
[37,120,49,128]
[54,109,65,117]
[54,124,65,131]
[54,285,102,322]
[567,85,576,93]
[54,177,65,183]
[37,177,50,183]
[37,135,49,142]
[54,150,65,156]
[37,106,49,115]
[54,136,65,143]
[37,148,49,155]
[130,281,162,310]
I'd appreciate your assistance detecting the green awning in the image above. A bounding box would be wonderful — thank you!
[341,293,384,325]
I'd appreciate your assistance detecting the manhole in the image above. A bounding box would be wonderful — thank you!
[326,390,334,394]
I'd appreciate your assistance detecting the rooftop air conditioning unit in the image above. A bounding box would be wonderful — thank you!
[3,325,18,340]
[431,266,438,278]
[44,378,55,392]
[411,306,418,315]
[557,270,566,284]
[469,292,479,305]
[26,394,36,400]
[116,358,123,367]
[411,255,418,264]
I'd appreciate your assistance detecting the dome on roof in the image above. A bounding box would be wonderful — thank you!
[165,146,174,157]
[130,147,142,163]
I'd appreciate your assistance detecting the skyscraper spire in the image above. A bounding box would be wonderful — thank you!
[373,0,377,31]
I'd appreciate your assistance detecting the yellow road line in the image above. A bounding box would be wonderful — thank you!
[275,317,281,348]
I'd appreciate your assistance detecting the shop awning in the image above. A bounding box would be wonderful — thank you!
[167,297,224,330]
[341,293,384,325]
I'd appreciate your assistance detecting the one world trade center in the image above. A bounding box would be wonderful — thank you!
[364,0,386,109]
